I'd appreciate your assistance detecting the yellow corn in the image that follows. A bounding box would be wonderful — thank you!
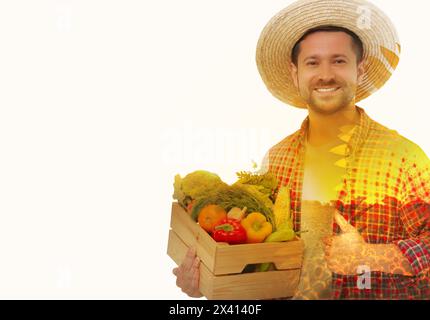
[273,186,291,229]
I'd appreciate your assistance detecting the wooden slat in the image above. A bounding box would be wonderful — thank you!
[170,202,217,271]
[167,229,213,298]
[167,230,298,300]
[215,239,303,275]
[167,230,186,265]
[209,269,300,300]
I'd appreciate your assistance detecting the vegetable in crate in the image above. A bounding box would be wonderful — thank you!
[233,171,279,217]
[256,187,300,272]
[265,226,296,242]
[172,170,228,211]
[267,186,299,241]
[212,218,247,245]
[234,170,278,200]
[273,186,293,229]
[197,204,227,234]
[227,207,247,221]
[240,212,273,243]
[267,186,296,241]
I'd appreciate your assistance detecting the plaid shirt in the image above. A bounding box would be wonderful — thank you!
[266,107,430,299]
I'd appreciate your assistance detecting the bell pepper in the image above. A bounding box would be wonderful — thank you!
[240,212,273,243]
[212,218,247,245]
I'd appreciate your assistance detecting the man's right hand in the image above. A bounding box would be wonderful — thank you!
[172,247,203,298]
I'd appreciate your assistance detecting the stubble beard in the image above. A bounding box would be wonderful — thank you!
[304,85,356,116]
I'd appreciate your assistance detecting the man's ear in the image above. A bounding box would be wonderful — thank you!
[357,59,366,85]
[290,62,299,89]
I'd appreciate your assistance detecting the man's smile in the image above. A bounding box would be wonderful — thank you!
[314,87,341,94]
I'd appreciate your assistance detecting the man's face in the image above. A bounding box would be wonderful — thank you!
[290,31,365,115]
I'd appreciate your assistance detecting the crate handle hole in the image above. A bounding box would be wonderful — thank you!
[241,263,277,273]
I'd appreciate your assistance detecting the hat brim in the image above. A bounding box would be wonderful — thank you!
[256,0,401,109]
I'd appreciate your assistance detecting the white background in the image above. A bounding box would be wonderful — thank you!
[0,0,428,299]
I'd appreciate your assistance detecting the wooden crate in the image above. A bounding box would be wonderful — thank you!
[167,202,304,300]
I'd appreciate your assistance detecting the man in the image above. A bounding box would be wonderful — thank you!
[173,0,430,299]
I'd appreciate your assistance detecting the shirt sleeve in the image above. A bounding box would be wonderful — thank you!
[394,144,430,276]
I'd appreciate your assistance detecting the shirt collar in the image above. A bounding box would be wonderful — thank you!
[298,106,372,157]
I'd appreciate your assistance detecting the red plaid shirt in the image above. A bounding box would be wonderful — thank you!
[266,107,430,299]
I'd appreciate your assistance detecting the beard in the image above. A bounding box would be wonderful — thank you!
[301,80,357,115]
[308,88,355,115]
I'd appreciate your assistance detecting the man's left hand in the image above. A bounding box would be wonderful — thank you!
[323,211,369,275]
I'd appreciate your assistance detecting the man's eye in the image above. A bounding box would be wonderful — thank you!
[335,60,346,64]
[306,61,317,66]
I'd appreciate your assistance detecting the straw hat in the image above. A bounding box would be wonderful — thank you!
[256,0,401,109]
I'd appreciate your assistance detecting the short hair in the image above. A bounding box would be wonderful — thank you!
[291,25,364,65]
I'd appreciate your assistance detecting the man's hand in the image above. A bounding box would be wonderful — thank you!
[172,247,203,298]
[323,211,368,275]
